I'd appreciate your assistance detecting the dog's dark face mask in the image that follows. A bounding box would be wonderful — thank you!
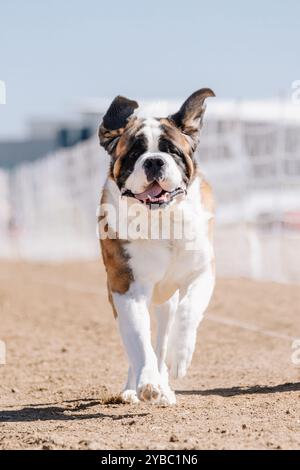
[99,89,215,208]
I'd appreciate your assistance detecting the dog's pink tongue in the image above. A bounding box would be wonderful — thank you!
[134,182,162,200]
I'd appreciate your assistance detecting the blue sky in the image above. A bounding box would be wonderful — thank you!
[0,0,299,138]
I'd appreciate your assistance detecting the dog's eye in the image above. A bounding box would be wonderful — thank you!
[171,147,184,159]
[159,138,185,159]
[127,138,147,158]
[165,142,183,158]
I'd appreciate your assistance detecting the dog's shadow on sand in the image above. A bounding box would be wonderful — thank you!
[0,398,149,423]
[1,382,299,422]
[177,381,300,397]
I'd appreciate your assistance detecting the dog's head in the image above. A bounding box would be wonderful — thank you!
[99,89,215,208]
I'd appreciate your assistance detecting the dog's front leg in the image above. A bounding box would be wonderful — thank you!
[121,366,139,404]
[113,283,161,403]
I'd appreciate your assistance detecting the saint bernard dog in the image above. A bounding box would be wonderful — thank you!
[98,88,215,405]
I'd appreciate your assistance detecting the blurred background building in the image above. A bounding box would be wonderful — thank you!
[0,98,300,283]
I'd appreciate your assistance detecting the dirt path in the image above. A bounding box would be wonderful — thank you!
[0,261,300,450]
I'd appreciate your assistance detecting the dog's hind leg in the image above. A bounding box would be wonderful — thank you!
[154,292,179,405]
[167,268,215,379]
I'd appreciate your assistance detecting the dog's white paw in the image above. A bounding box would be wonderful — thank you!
[137,368,162,403]
[137,382,161,403]
[121,389,139,404]
[159,387,176,406]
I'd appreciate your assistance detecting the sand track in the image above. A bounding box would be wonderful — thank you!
[0,261,299,450]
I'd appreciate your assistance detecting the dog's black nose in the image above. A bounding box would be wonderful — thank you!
[143,157,165,180]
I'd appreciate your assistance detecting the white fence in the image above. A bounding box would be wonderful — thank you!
[214,223,300,283]
[1,137,106,259]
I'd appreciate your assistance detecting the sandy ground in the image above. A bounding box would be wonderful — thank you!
[0,260,300,450]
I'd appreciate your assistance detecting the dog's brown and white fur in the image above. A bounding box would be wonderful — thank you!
[98,89,215,405]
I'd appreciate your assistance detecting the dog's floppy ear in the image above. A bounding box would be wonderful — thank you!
[169,88,215,143]
[99,95,138,154]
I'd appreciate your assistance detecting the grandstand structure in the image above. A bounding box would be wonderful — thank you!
[0,98,299,282]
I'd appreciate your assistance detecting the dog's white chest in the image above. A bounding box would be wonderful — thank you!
[125,189,213,303]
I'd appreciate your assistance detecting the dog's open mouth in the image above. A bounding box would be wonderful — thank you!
[122,182,186,207]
